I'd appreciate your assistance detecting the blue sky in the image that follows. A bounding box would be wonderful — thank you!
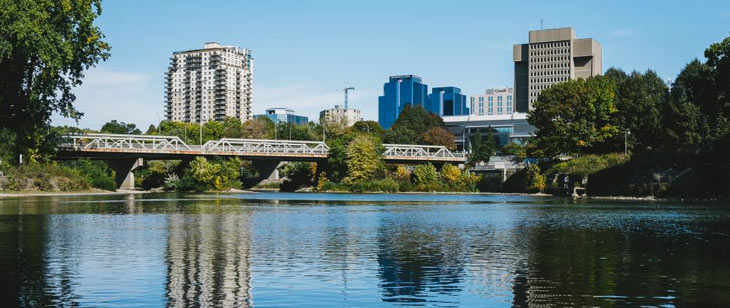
[52,0,730,130]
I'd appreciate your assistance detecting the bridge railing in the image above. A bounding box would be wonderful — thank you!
[382,144,467,160]
[59,133,192,151]
[200,138,329,155]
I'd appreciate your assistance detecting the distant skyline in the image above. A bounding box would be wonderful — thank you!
[51,0,730,130]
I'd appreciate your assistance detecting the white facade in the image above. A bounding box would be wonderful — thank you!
[470,88,514,116]
[165,42,254,123]
[319,105,362,127]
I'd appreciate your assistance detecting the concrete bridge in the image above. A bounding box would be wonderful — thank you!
[56,133,467,189]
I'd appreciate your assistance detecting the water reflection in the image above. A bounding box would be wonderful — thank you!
[376,225,465,303]
[166,213,253,307]
[0,193,729,307]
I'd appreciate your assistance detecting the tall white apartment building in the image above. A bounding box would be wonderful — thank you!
[165,42,254,123]
[319,105,362,127]
[470,87,514,116]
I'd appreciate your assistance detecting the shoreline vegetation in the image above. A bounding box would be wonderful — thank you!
[1,2,729,201]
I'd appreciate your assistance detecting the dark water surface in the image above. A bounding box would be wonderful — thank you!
[1,192,729,307]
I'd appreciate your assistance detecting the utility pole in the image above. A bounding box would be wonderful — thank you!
[343,87,355,109]
[624,129,631,156]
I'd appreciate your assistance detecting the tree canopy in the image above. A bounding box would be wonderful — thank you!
[0,0,110,161]
[100,120,142,135]
[528,76,620,157]
[383,104,455,147]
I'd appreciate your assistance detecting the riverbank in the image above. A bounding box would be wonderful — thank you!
[0,189,148,198]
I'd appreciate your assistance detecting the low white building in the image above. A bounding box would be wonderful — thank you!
[470,87,514,116]
[319,105,362,127]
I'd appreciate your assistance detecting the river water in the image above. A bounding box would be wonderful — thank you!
[0,192,729,307]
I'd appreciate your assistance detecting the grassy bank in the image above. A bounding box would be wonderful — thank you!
[0,160,116,192]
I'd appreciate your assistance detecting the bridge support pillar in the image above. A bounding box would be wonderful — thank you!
[244,160,284,187]
[257,161,284,181]
[109,158,143,190]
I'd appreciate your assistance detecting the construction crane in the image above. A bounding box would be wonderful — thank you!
[343,87,355,109]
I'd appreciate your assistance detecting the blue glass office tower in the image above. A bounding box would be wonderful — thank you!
[427,87,469,116]
[378,75,428,129]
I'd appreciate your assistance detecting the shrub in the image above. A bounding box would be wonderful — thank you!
[547,153,629,177]
[138,161,170,190]
[525,164,546,193]
[67,159,116,191]
[349,178,400,193]
[413,163,438,185]
[394,165,411,181]
[440,163,461,184]
[163,173,180,191]
[476,174,502,192]
[398,180,414,192]
[280,162,316,192]
[460,171,481,192]
[179,157,243,191]
[319,181,347,192]
[7,163,90,191]
[315,172,327,192]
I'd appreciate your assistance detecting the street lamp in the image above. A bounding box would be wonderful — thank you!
[624,129,631,156]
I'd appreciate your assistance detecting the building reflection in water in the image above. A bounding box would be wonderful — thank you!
[376,224,465,303]
[165,210,253,307]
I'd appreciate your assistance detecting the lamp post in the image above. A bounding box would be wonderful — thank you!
[624,129,631,156]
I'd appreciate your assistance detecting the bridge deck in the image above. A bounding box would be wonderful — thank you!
[57,134,467,163]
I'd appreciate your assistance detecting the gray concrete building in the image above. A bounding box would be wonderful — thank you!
[513,27,602,112]
[319,105,362,127]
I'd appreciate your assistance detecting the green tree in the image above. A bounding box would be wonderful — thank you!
[0,0,110,162]
[607,69,668,153]
[469,130,496,165]
[344,134,383,183]
[221,117,244,138]
[145,124,158,135]
[324,134,354,182]
[243,117,274,139]
[320,117,347,140]
[528,76,620,157]
[350,120,383,136]
[384,105,445,144]
[100,120,142,134]
[502,142,527,163]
